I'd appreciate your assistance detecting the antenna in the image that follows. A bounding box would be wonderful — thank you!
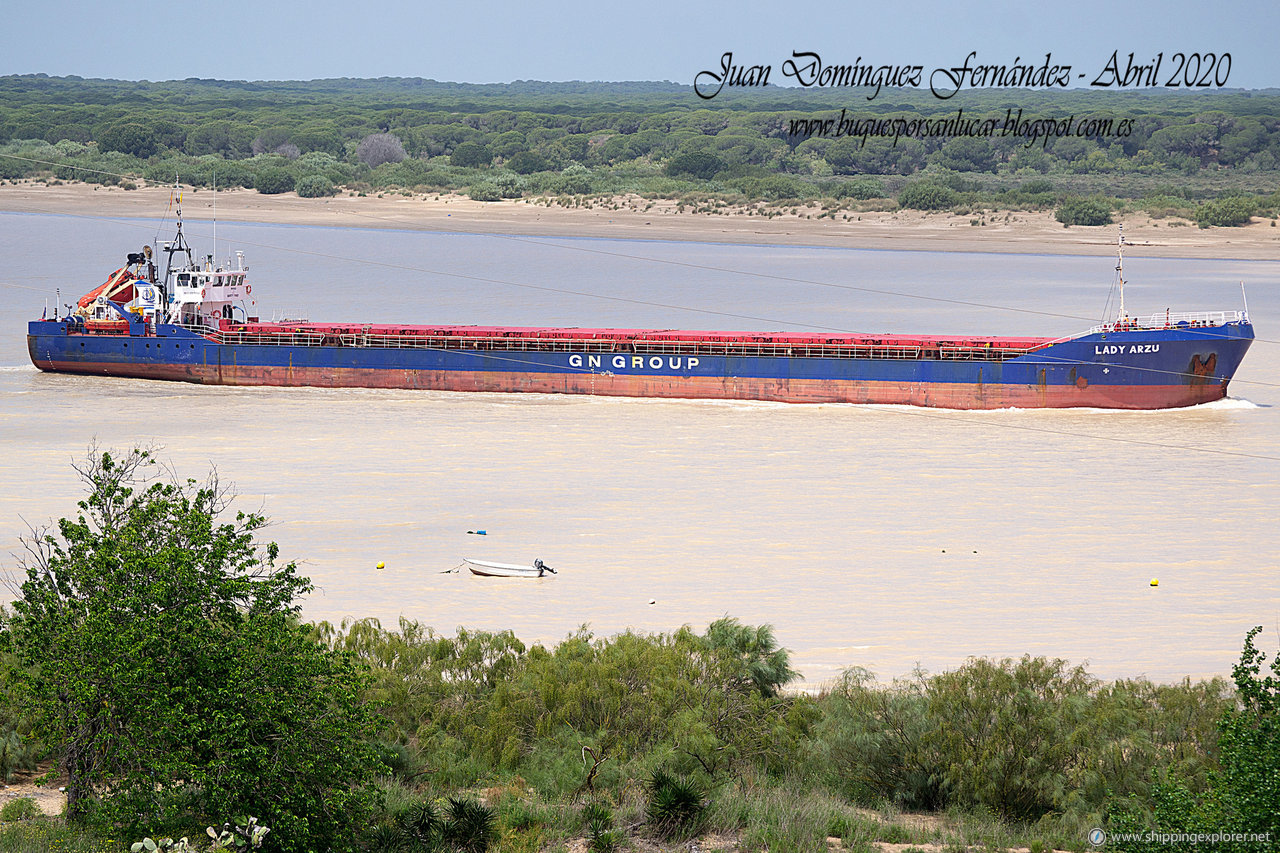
[1241,280,1249,321]
[212,170,217,269]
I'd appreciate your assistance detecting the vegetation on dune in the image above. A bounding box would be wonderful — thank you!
[1,77,1279,225]
[0,448,1277,852]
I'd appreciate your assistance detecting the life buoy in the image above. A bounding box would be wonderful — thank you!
[246,284,252,295]
[201,288,207,299]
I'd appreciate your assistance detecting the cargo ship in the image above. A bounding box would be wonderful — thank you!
[27,196,1253,410]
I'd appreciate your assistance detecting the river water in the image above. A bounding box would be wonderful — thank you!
[1,210,1277,687]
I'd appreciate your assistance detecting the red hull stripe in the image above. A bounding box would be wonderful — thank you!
[42,361,1228,410]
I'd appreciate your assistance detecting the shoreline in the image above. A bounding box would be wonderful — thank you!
[3,181,1279,260]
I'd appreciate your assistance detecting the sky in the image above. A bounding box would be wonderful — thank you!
[2,0,1277,88]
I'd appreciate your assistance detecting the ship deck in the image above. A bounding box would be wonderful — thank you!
[216,322,1060,362]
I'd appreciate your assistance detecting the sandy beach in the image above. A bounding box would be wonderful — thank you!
[2,181,1278,260]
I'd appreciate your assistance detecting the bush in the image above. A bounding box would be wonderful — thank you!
[1020,178,1056,194]
[814,668,944,810]
[440,797,496,853]
[0,798,42,822]
[730,174,813,201]
[1196,196,1256,227]
[924,655,1096,821]
[647,769,706,838]
[830,178,885,200]
[254,167,295,195]
[552,163,594,195]
[493,172,524,198]
[582,801,621,853]
[897,182,958,210]
[507,151,549,174]
[451,141,492,168]
[356,133,407,169]
[666,151,725,180]
[98,122,158,158]
[467,181,502,202]
[294,174,335,198]
[1054,195,1113,226]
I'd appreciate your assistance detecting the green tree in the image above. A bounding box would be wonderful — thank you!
[701,617,797,698]
[924,655,1095,821]
[1106,629,1280,852]
[6,449,382,852]
[665,151,724,180]
[1211,626,1280,846]
[507,150,550,174]
[98,122,159,158]
[451,141,493,168]
[932,137,998,173]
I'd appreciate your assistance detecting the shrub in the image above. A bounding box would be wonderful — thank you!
[1196,196,1256,227]
[440,797,496,853]
[553,163,594,195]
[647,769,706,838]
[1212,626,1280,839]
[1054,195,1113,226]
[451,141,492,168]
[830,178,885,200]
[666,151,725,180]
[98,122,158,158]
[356,133,407,169]
[814,668,944,810]
[254,167,295,195]
[924,655,1096,821]
[1020,178,1056,194]
[294,174,335,198]
[507,151,550,174]
[0,723,39,782]
[467,181,502,202]
[1105,628,1280,850]
[897,182,958,210]
[730,174,813,201]
[493,172,524,198]
[0,797,42,822]
[582,801,622,853]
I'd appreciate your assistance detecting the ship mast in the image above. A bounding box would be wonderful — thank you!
[156,177,197,324]
[161,177,195,278]
[1115,225,1127,322]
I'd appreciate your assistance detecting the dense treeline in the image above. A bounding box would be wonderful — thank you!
[2,76,1280,226]
[1,451,1279,852]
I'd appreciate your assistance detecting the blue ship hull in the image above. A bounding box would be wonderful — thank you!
[27,318,1254,409]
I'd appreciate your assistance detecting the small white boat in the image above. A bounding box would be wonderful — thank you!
[464,558,557,578]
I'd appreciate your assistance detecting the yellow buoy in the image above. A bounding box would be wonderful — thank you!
[1149,577,1158,587]
[376,562,386,570]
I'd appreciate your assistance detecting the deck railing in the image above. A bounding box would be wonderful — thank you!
[1086,310,1248,335]
[189,327,1043,362]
